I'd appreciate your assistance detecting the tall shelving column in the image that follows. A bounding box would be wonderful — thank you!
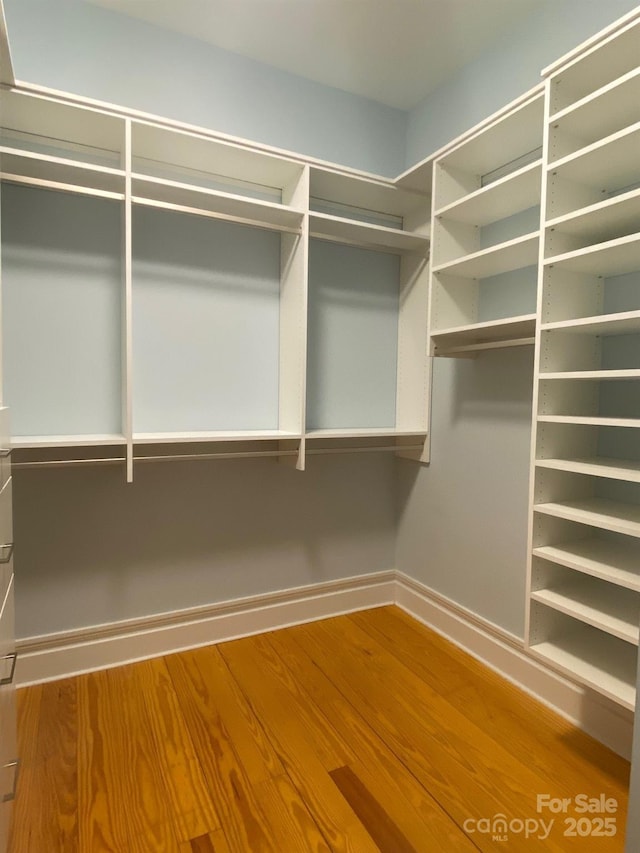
[428,88,544,358]
[526,10,640,711]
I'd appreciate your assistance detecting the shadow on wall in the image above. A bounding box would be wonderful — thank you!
[12,453,396,638]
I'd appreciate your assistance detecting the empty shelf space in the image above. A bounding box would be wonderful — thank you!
[132,175,303,231]
[11,434,128,448]
[432,232,538,278]
[537,456,640,482]
[546,188,640,243]
[529,629,636,709]
[308,211,429,253]
[305,428,427,439]
[533,539,640,591]
[431,315,536,353]
[0,149,125,195]
[549,121,640,190]
[538,415,640,428]
[541,310,640,336]
[133,430,301,444]
[549,67,640,153]
[531,580,639,644]
[540,369,640,381]
[434,160,542,225]
[534,497,640,538]
[545,232,640,276]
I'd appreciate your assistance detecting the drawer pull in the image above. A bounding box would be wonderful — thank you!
[0,544,13,564]
[2,760,19,803]
[0,652,17,686]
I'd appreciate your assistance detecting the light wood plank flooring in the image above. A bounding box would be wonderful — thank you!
[9,606,630,851]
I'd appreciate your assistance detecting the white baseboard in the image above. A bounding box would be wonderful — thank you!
[15,568,634,759]
[15,570,396,686]
[395,572,634,760]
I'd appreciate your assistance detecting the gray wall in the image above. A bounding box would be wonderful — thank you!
[405,0,640,167]
[4,0,406,177]
[396,349,535,639]
[13,454,396,638]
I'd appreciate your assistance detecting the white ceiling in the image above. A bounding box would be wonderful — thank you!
[81,0,541,110]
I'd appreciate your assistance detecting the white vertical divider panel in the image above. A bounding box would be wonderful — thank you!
[524,79,552,645]
[122,119,134,482]
[395,250,431,462]
[279,164,309,470]
[0,1,14,86]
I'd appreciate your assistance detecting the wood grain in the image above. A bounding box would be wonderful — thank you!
[8,607,628,852]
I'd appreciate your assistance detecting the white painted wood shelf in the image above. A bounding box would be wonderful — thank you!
[11,434,128,448]
[531,580,640,644]
[433,232,539,279]
[0,149,125,196]
[529,629,636,710]
[546,188,640,244]
[308,211,428,253]
[541,309,640,335]
[545,232,640,276]
[549,66,640,157]
[533,539,640,592]
[434,160,542,225]
[537,415,640,428]
[536,456,640,482]
[539,369,640,381]
[431,315,536,355]
[305,428,427,439]
[548,122,640,192]
[133,431,302,444]
[534,498,640,538]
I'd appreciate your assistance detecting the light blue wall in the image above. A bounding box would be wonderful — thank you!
[405,0,640,167]
[4,0,406,177]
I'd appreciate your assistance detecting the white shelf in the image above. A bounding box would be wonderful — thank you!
[549,67,640,155]
[0,149,125,196]
[434,160,542,225]
[433,232,538,279]
[533,539,640,592]
[132,175,303,232]
[534,498,640,538]
[545,232,640,276]
[305,428,427,439]
[439,92,543,176]
[531,579,639,644]
[538,414,640,428]
[310,166,427,221]
[546,188,640,244]
[549,121,640,191]
[540,369,640,381]
[308,211,428,253]
[133,431,301,444]
[431,314,536,352]
[529,629,636,710]
[541,310,640,336]
[537,456,640,483]
[11,434,127,448]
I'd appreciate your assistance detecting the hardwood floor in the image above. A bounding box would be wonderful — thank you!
[9,606,629,851]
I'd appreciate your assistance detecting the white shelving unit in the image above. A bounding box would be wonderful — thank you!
[428,88,544,357]
[527,11,640,709]
[0,86,432,478]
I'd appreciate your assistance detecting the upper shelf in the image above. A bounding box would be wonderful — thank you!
[541,310,640,336]
[546,187,640,245]
[545,232,640,277]
[547,14,640,114]
[0,149,125,198]
[132,174,303,233]
[0,87,124,168]
[432,232,538,279]
[434,159,542,225]
[308,211,428,253]
[549,66,640,158]
[549,122,640,194]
